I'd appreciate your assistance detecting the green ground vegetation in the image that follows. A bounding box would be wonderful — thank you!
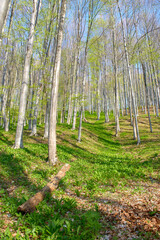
[0,111,160,239]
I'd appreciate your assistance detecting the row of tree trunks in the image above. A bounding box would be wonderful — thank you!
[117,0,140,144]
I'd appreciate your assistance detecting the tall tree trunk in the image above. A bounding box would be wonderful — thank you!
[72,6,81,130]
[78,106,83,142]
[14,0,41,148]
[97,70,101,120]
[150,65,159,117]
[44,101,49,138]
[31,80,43,136]
[117,0,140,144]
[0,0,10,40]
[88,70,91,114]
[60,71,67,124]
[1,0,16,131]
[72,53,79,130]
[28,69,34,130]
[147,63,155,115]
[48,0,66,165]
[142,63,152,133]
[67,52,76,125]
[103,89,109,123]
[112,13,120,136]
[129,90,133,126]
[78,1,93,141]
[103,56,109,123]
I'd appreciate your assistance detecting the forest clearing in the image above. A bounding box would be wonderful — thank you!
[0,0,160,239]
[0,112,160,239]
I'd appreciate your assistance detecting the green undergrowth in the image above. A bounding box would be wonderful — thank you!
[0,111,160,239]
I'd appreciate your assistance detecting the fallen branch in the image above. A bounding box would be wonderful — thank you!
[17,163,70,213]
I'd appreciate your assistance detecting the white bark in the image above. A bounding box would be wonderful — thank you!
[44,101,49,138]
[78,3,92,141]
[112,12,120,136]
[48,0,66,165]
[97,70,101,120]
[103,56,109,123]
[0,0,10,40]
[14,0,41,148]
[142,63,153,133]
[78,106,83,142]
[123,65,128,115]
[31,81,42,136]
[117,0,140,144]
[72,7,81,130]
[1,0,15,131]
[72,52,79,130]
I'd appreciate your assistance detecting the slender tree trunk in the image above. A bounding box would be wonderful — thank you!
[88,71,91,114]
[78,106,83,142]
[14,0,41,148]
[0,0,10,40]
[28,69,34,130]
[147,63,155,115]
[103,89,109,123]
[150,65,159,117]
[117,0,140,144]
[129,89,133,126]
[103,57,109,123]
[97,70,101,120]
[72,7,81,130]
[31,81,43,136]
[112,14,120,136]
[72,53,79,130]
[67,53,76,125]
[67,60,73,124]
[44,101,49,138]
[1,0,16,131]
[78,3,92,141]
[60,74,67,124]
[48,0,66,165]
[152,64,160,110]
[142,63,152,133]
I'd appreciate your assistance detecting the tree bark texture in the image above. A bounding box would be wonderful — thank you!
[17,163,70,214]
[0,0,10,40]
[48,0,66,165]
[117,0,140,144]
[14,0,41,148]
[142,63,153,133]
[112,12,120,136]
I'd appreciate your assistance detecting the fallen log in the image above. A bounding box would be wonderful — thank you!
[17,163,70,213]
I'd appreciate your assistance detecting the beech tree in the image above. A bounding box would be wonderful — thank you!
[0,0,10,40]
[14,0,41,148]
[0,0,159,157]
[111,9,120,136]
[117,0,140,144]
[48,0,67,165]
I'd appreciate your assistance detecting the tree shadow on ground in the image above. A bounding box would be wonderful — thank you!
[1,193,102,239]
[0,152,41,193]
[0,152,102,239]
[57,140,159,184]
[0,132,13,146]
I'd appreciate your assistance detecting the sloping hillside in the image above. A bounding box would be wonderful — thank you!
[0,112,160,239]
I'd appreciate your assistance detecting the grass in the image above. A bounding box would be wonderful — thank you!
[0,111,160,239]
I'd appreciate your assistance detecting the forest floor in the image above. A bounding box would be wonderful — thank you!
[0,111,160,240]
